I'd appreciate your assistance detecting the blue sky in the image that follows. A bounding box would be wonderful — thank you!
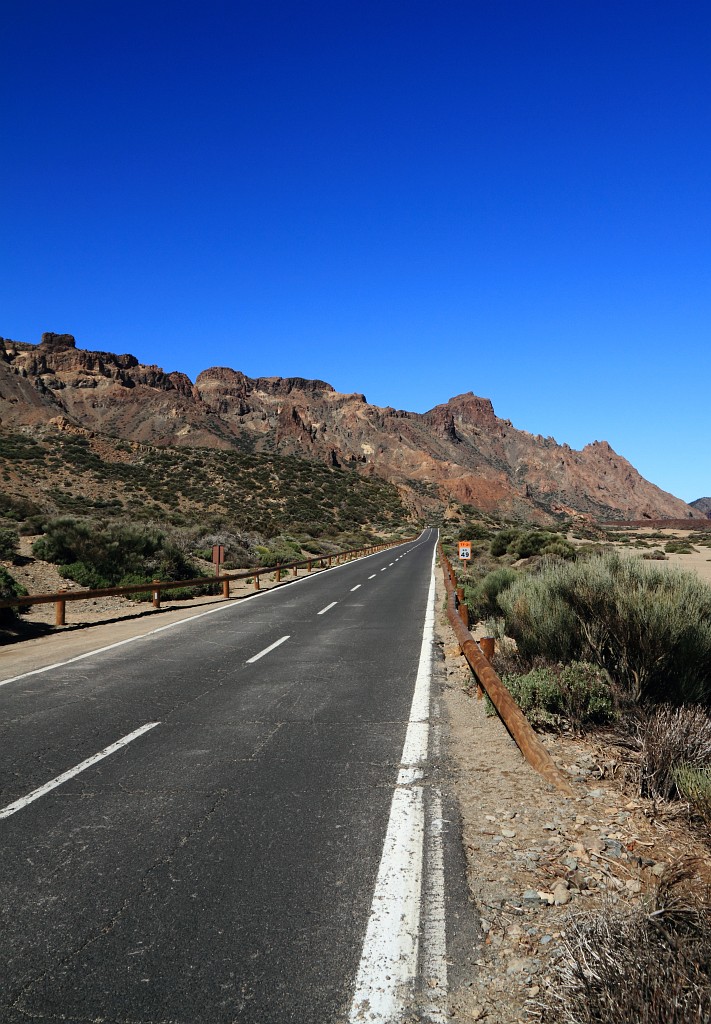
[2,1,709,502]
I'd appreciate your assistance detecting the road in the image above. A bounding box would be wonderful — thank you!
[0,527,454,1023]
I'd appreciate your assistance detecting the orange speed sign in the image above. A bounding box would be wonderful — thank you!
[458,541,472,561]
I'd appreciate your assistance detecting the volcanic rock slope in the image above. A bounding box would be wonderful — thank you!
[0,332,700,523]
[691,498,711,518]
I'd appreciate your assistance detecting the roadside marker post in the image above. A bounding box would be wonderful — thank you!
[212,545,225,576]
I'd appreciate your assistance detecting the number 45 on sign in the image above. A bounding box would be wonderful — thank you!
[458,541,472,561]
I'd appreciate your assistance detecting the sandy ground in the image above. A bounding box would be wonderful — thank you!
[603,527,711,584]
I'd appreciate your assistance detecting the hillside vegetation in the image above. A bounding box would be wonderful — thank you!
[0,426,410,539]
[0,425,413,630]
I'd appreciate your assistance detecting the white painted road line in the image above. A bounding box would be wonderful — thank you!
[368,574,377,580]
[422,790,448,1022]
[349,542,442,1022]
[0,722,160,821]
[246,635,290,664]
[389,562,394,566]
[380,567,387,572]
[350,585,361,592]
[317,602,337,615]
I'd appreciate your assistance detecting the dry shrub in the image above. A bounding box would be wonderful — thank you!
[638,705,711,800]
[543,859,711,1024]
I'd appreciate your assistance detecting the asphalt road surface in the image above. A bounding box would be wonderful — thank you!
[1,527,453,1023]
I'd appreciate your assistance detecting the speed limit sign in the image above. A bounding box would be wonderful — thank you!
[458,541,472,561]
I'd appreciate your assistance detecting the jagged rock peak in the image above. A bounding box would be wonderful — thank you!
[426,392,496,426]
[40,332,76,352]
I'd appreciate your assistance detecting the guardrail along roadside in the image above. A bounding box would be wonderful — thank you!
[439,543,574,796]
[1,538,415,628]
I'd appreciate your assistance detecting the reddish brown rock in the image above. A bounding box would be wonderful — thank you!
[0,332,701,523]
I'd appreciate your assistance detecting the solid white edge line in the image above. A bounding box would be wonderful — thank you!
[317,601,338,615]
[422,790,448,1022]
[349,537,440,1022]
[0,541,421,689]
[245,635,290,664]
[0,722,160,820]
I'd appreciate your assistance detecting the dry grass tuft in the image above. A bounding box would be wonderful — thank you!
[542,858,711,1024]
[639,705,711,801]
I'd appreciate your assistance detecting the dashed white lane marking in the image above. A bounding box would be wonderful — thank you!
[349,540,442,1022]
[246,635,290,663]
[0,545,412,689]
[317,601,338,615]
[389,562,394,566]
[380,567,387,572]
[368,574,377,580]
[0,722,160,820]
[350,585,362,592]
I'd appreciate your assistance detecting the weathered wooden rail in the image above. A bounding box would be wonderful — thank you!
[1,538,413,627]
[439,543,574,796]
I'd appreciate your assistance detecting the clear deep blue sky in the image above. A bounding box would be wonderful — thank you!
[2,1,709,502]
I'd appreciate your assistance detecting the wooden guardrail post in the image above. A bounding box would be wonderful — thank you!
[222,578,230,599]
[254,572,260,590]
[308,559,312,573]
[152,581,161,608]
[55,590,66,626]
[479,636,495,660]
[275,566,281,582]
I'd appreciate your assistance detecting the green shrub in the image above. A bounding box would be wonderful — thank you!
[497,553,711,705]
[490,528,521,557]
[490,528,576,561]
[0,526,19,561]
[0,566,27,626]
[257,536,302,567]
[465,568,518,621]
[674,764,711,827]
[665,539,696,554]
[33,517,200,591]
[488,661,615,733]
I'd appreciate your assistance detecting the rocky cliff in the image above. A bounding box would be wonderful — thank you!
[0,332,701,523]
[691,498,711,518]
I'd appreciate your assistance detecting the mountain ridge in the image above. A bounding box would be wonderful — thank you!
[0,332,701,524]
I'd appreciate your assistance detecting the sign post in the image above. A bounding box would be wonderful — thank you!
[212,544,225,576]
[458,541,472,562]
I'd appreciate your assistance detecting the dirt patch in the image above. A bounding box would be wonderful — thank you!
[435,569,711,1022]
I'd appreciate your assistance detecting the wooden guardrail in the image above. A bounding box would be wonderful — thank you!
[1,538,414,627]
[439,543,574,796]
